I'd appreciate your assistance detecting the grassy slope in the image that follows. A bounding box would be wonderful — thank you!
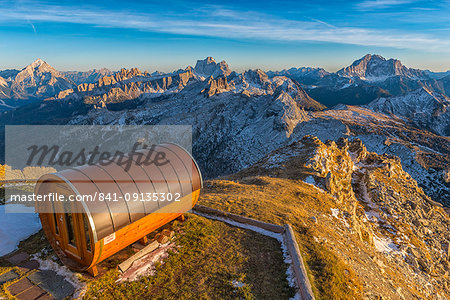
[199,176,364,300]
[1,213,296,299]
[84,214,295,299]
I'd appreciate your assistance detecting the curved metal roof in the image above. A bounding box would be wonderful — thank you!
[36,143,202,242]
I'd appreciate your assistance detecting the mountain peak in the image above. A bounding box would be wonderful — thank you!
[10,58,74,98]
[243,69,269,84]
[338,54,425,81]
[360,54,386,61]
[31,58,45,67]
[194,57,231,78]
[24,58,57,75]
[27,59,54,72]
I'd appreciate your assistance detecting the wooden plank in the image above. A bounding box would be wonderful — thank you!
[283,224,315,300]
[118,240,159,273]
[193,205,284,233]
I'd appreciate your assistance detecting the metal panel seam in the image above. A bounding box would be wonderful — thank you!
[70,168,117,233]
[163,143,203,188]
[94,164,134,223]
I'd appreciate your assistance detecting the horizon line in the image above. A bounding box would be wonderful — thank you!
[1,54,449,74]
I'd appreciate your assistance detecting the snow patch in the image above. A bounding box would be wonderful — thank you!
[373,235,399,253]
[304,176,315,185]
[365,210,382,223]
[232,280,245,288]
[0,204,41,256]
[330,208,339,218]
[340,83,352,89]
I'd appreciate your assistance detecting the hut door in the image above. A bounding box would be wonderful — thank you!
[54,197,82,259]
[54,199,93,265]
[53,188,94,265]
[50,183,82,260]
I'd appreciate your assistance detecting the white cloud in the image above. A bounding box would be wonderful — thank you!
[357,0,416,10]
[0,3,448,53]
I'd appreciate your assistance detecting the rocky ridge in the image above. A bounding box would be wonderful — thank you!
[238,135,449,298]
[366,87,449,136]
[48,58,324,113]
[267,67,329,84]
[61,82,449,207]
[62,68,113,85]
[270,54,450,107]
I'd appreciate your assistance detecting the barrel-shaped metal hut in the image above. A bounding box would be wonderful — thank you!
[34,144,202,276]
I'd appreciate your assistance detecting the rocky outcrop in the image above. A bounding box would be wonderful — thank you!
[77,83,96,92]
[114,68,145,82]
[267,67,329,85]
[203,134,449,298]
[367,87,450,136]
[304,137,355,203]
[202,76,231,97]
[55,68,195,106]
[243,69,269,85]
[194,57,231,78]
[269,92,310,136]
[350,144,449,271]
[56,88,74,99]
[247,135,449,297]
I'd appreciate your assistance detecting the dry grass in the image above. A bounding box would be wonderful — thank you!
[84,214,295,299]
[199,176,363,299]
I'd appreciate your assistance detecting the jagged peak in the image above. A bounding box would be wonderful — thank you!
[13,58,66,83]
[91,67,112,74]
[30,58,45,67]
[24,58,54,72]
[206,56,216,63]
[243,69,269,82]
[195,57,217,66]
[360,54,386,61]
[194,57,231,78]
[337,53,428,81]
[349,54,391,68]
[115,67,143,79]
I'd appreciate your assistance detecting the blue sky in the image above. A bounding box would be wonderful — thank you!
[0,0,449,72]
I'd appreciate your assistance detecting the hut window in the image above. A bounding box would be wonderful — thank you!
[51,201,59,235]
[83,215,92,252]
[63,201,76,247]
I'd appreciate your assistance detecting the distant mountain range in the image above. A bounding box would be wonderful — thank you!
[1,54,448,110]
[62,68,113,85]
[0,59,114,111]
[0,54,449,207]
